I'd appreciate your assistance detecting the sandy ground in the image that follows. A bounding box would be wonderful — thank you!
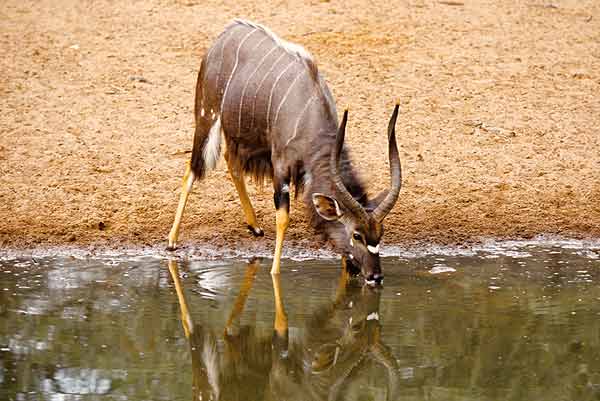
[1,0,599,254]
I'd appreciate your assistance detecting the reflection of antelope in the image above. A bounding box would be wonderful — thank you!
[167,20,402,284]
[166,259,398,401]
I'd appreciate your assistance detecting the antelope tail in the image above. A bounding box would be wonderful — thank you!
[190,116,223,180]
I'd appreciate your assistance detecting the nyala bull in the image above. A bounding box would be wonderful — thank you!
[167,20,402,284]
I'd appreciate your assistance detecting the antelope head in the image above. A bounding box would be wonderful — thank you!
[312,105,402,286]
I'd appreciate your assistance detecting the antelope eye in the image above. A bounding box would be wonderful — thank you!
[352,233,363,242]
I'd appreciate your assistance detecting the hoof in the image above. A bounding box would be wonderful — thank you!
[247,225,264,237]
[166,244,177,252]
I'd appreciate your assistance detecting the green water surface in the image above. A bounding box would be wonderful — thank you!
[1,245,599,400]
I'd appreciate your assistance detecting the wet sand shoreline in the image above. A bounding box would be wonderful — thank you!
[2,236,599,262]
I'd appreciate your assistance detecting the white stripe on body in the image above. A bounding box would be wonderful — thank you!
[266,60,295,133]
[237,43,277,136]
[285,89,317,147]
[272,69,306,128]
[211,26,242,96]
[204,27,232,64]
[221,28,259,112]
[249,52,287,132]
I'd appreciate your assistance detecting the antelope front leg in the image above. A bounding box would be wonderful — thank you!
[271,178,290,275]
[271,273,288,341]
[167,161,196,250]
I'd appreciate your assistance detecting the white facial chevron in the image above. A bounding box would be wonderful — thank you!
[367,244,379,254]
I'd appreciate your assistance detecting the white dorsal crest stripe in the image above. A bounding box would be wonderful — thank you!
[233,19,313,64]
[367,244,379,254]
[237,40,275,136]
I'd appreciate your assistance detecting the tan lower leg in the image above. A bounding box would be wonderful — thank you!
[226,163,262,235]
[168,161,195,250]
[224,260,259,336]
[270,208,289,275]
[272,273,288,336]
[167,260,193,338]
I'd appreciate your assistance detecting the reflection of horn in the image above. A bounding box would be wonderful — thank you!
[323,268,399,401]
[330,361,361,401]
[371,343,399,401]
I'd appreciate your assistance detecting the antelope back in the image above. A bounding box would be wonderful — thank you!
[197,20,337,162]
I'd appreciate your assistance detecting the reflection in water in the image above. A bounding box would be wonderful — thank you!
[0,247,599,400]
[167,258,398,401]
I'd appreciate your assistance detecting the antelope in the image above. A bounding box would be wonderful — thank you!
[167,19,402,284]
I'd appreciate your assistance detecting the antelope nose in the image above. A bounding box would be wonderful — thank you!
[366,273,383,286]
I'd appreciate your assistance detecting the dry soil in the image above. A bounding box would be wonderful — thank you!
[1,0,599,254]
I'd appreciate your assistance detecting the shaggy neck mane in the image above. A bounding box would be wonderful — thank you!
[301,140,367,249]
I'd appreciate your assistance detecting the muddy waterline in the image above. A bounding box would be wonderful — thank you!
[1,243,599,400]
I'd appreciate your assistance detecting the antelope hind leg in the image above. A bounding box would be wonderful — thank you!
[225,158,264,237]
[167,161,196,250]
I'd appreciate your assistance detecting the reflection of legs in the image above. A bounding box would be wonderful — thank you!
[271,177,290,275]
[167,259,193,338]
[167,161,196,250]
[224,259,259,336]
[226,157,264,237]
[271,273,288,337]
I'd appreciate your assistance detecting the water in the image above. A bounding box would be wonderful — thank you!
[1,245,599,401]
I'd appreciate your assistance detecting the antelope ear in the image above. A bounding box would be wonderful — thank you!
[312,193,343,221]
